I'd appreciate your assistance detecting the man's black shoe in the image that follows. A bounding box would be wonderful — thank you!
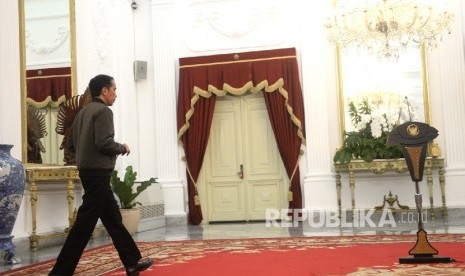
[125,257,153,276]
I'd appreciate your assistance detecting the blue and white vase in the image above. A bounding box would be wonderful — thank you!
[0,144,25,265]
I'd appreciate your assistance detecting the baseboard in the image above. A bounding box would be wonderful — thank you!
[165,214,188,226]
[137,216,166,232]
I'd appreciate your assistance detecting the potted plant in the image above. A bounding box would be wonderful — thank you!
[333,97,413,163]
[110,165,157,234]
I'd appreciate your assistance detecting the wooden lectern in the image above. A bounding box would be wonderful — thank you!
[388,121,452,264]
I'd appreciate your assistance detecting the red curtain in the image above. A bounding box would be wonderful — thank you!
[177,48,306,225]
[26,67,72,107]
[263,87,304,213]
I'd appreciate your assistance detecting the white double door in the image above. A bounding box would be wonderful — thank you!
[198,92,289,222]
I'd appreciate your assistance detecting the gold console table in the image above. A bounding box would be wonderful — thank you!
[25,166,79,251]
[334,158,446,219]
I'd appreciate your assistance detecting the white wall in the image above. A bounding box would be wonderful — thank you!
[135,0,465,213]
[429,0,465,208]
[0,0,22,154]
[1,0,30,240]
[163,0,465,213]
[3,0,465,240]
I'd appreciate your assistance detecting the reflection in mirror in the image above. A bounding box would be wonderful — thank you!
[27,104,47,163]
[338,46,429,140]
[21,0,75,165]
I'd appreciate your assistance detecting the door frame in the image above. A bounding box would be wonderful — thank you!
[197,92,289,224]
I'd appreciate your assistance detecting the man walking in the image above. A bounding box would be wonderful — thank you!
[49,74,152,276]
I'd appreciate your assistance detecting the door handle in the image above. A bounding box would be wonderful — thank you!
[237,164,244,179]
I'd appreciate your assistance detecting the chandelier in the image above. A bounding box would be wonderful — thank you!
[325,0,454,59]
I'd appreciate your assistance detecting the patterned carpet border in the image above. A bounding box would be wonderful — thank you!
[1,233,464,275]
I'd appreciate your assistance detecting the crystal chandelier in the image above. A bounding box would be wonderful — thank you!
[325,0,454,59]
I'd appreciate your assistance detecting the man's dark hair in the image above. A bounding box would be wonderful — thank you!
[88,74,114,98]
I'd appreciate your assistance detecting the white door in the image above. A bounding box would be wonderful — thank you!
[198,92,289,222]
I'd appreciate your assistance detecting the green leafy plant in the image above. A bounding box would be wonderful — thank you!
[110,165,157,209]
[334,99,405,163]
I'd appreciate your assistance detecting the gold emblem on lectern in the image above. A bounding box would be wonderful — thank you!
[407,124,419,136]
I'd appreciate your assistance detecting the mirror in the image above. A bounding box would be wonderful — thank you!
[19,0,77,165]
[337,46,430,141]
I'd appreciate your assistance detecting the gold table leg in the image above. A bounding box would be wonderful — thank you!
[349,171,355,215]
[29,181,38,252]
[439,166,447,218]
[426,166,435,220]
[66,179,75,228]
[335,172,342,219]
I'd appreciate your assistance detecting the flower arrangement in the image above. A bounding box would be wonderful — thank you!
[333,94,416,163]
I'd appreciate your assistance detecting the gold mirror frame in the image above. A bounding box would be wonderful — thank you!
[19,0,77,164]
[336,45,431,143]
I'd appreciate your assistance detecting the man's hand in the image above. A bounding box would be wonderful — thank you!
[123,143,131,155]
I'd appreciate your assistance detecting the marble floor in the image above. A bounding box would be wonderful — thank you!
[2,211,465,274]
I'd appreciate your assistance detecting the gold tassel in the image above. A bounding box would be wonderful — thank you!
[287,150,303,202]
[183,156,202,206]
[288,191,293,202]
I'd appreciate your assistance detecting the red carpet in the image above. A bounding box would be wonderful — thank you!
[2,234,465,275]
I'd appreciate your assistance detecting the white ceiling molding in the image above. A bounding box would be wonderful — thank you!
[184,0,289,51]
